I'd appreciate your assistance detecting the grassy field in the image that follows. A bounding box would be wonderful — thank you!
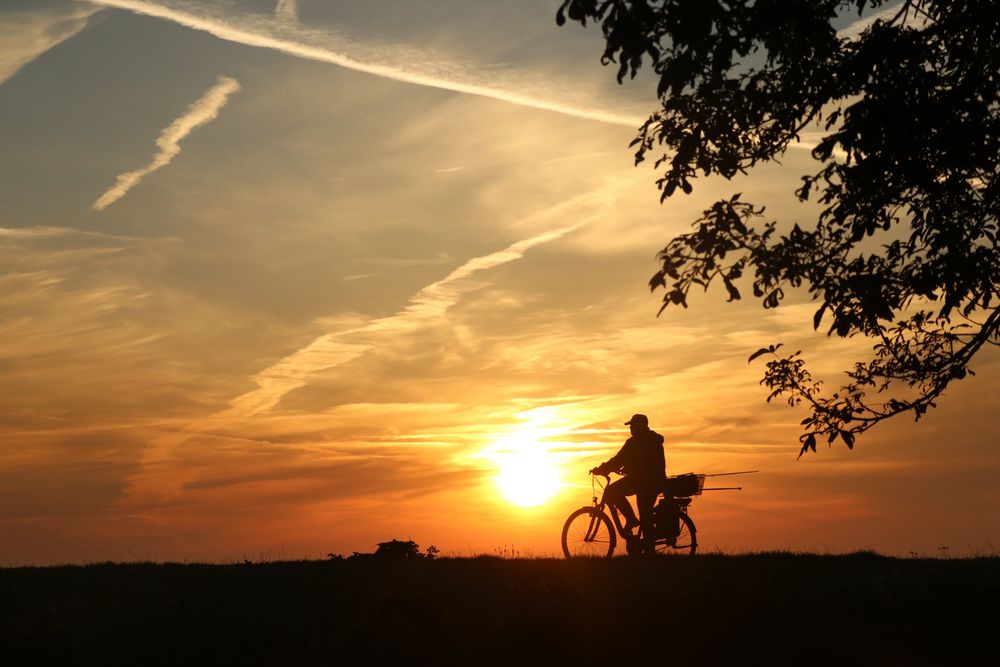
[3,553,998,665]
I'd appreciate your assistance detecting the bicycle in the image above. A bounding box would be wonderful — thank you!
[561,472,702,558]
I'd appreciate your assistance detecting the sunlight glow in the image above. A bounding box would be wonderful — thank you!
[485,407,570,508]
[495,442,561,507]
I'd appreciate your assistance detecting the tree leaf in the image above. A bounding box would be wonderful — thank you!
[813,304,827,330]
[841,431,855,449]
[798,433,817,458]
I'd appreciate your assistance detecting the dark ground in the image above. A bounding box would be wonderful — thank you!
[2,553,998,666]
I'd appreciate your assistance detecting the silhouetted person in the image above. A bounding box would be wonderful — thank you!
[591,414,665,554]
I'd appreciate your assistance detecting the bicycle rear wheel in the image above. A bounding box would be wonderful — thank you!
[562,507,616,558]
[653,513,697,555]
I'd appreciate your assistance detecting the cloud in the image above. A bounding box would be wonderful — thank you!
[219,170,645,420]
[0,225,91,239]
[83,0,645,127]
[0,3,101,85]
[274,0,297,23]
[81,1,922,141]
[837,2,919,40]
[0,225,156,241]
[223,222,585,418]
[93,75,241,210]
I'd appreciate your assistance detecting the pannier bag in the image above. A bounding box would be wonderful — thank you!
[653,498,681,539]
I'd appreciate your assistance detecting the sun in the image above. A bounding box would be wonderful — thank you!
[493,441,561,508]
[482,407,569,508]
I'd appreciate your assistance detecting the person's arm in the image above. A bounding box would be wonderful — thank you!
[592,441,629,475]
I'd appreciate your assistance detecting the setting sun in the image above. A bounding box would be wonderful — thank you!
[485,424,563,508]
[495,446,561,507]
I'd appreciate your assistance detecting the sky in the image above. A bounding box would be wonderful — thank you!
[1,0,997,564]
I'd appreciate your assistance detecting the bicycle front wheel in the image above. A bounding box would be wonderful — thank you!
[562,507,616,558]
[654,513,697,555]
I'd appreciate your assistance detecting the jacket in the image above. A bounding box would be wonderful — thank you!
[598,429,666,484]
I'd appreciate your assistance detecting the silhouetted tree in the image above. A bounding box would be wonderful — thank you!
[557,0,999,454]
[374,539,424,559]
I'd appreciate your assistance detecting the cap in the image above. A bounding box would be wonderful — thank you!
[624,414,648,427]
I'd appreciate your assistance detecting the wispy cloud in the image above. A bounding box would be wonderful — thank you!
[274,0,297,23]
[0,225,91,240]
[0,225,161,241]
[223,222,584,418]
[1,4,101,85]
[93,75,241,210]
[82,0,645,127]
[219,169,644,420]
[837,2,920,40]
[81,1,922,135]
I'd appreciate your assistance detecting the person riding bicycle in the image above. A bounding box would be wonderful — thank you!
[590,414,665,553]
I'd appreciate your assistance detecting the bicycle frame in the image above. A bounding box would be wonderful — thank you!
[562,473,701,558]
[591,474,692,544]
[590,474,631,541]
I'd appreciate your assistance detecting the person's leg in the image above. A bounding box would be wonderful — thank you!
[604,478,639,531]
[636,489,657,553]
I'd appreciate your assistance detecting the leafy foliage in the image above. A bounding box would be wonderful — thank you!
[374,539,427,559]
[557,0,1000,455]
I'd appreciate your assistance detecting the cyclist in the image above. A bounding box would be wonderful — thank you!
[590,414,665,553]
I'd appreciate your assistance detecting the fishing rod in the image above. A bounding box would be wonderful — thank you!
[664,470,758,494]
[701,470,757,491]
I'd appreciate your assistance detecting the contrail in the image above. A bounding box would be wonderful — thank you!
[80,0,645,128]
[1,5,101,85]
[93,75,241,210]
[219,170,642,419]
[221,223,584,418]
[80,1,907,155]
[274,0,297,23]
[219,165,651,420]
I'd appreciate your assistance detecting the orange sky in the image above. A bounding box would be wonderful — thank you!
[1,0,997,564]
